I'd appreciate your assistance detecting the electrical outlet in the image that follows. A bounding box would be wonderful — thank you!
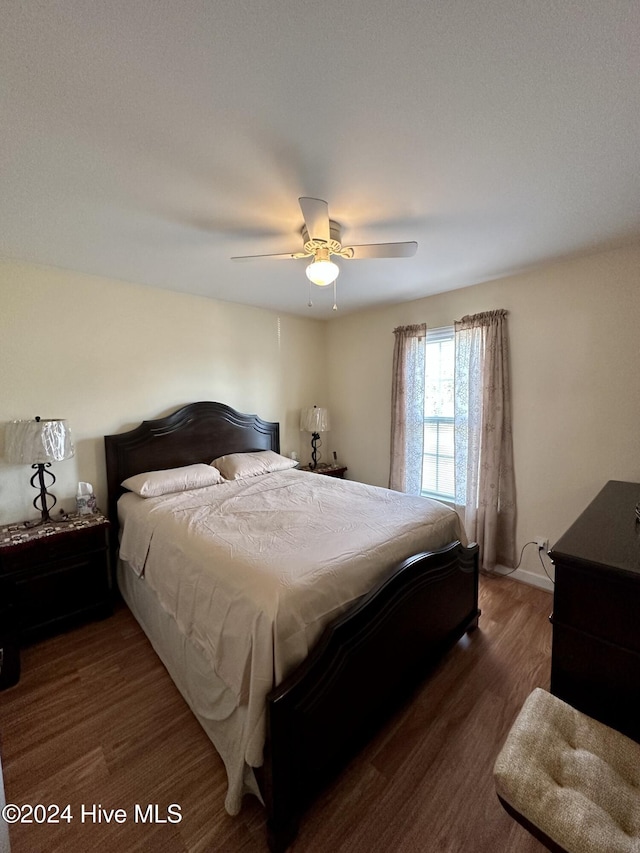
[535,537,548,552]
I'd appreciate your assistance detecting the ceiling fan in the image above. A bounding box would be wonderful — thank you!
[231,198,418,306]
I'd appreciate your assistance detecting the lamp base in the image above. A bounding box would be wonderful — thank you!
[29,463,60,525]
[309,432,321,470]
[23,512,75,529]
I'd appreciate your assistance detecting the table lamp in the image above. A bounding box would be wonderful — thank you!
[4,417,75,526]
[299,406,330,470]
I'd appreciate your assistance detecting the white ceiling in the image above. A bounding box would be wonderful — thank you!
[2,1,639,318]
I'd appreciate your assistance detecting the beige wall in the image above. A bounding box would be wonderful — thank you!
[0,260,327,524]
[3,245,639,588]
[326,243,640,586]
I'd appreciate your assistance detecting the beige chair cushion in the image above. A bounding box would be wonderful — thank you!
[494,688,640,853]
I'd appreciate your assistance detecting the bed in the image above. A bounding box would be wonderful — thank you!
[104,401,479,851]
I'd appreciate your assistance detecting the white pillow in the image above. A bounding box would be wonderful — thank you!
[211,450,298,481]
[122,463,224,497]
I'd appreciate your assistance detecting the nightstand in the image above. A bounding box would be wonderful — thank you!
[299,464,348,479]
[0,512,112,644]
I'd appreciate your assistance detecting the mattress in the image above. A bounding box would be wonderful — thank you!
[117,468,464,812]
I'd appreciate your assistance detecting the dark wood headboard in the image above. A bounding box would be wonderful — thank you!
[104,401,280,540]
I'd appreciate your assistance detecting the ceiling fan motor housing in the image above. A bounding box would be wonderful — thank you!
[301,220,344,256]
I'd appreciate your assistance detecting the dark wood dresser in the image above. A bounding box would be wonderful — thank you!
[549,480,640,741]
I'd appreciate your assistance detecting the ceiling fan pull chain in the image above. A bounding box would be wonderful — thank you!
[333,279,338,311]
[308,279,313,308]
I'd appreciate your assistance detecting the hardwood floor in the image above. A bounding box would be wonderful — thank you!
[0,575,552,852]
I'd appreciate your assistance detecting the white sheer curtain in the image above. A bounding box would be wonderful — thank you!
[454,310,516,570]
[389,323,426,494]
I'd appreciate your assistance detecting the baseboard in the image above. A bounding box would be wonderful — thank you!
[492,564,555,593]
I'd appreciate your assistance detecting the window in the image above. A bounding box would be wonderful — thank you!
[422,326,454,501]
[390,312,515,569]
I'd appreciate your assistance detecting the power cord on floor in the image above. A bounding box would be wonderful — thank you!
[484,540,555,584]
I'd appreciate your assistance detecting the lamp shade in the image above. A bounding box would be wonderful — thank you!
[300,407,330,433]
[5,419,75,464]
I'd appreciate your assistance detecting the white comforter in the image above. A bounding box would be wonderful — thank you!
[118,469,464,810]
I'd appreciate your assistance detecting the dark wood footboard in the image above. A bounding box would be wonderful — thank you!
[262,540,480,852]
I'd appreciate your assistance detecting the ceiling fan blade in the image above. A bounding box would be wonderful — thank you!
[231,251,307,261]
[299,197,330,244]
[345,241,418,260]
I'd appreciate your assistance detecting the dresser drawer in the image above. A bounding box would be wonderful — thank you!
[0,525,108,575]
[551,621,640,742]
[553,561,640,655]
[14,553,111,642]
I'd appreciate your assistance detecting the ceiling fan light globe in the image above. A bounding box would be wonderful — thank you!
[305,259,339,287]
